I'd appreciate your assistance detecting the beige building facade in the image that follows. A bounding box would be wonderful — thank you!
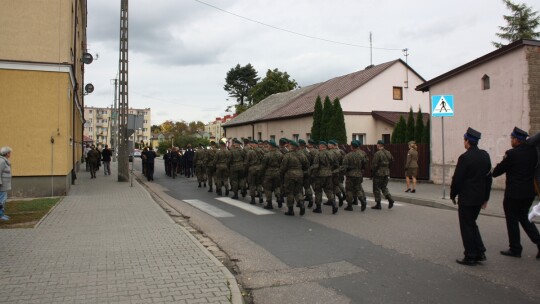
[224,59,429,144]
[204,114,237,141]
[0,0,87,197]
[417,40,540,188]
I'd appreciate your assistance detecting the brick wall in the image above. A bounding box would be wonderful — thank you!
[528,45,540,134]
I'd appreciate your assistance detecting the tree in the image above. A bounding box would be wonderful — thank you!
[310,96,323,142]
[331,98,347,144]
[391,116,407,144]
[188,121,205,134]
[249,68,297,105]
[406,107,416,143]
[151,125,161,134]
[422,117,431,144]
[493,0,540,48]
[224,63,259,107]
[415,108,425,143]
[320,96,334,141]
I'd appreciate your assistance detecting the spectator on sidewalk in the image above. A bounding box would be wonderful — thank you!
[84,144,91,172]
[145,147,157,181]
[101,145,112,176]
[86,145,100,179]
[405,141,419,193]
[451,127,492,266]
[493,127,540,260]
[0,146,12,221]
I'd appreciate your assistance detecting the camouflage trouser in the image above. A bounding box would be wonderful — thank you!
[215,165,230,192]
[230,167,245,194]
[345,176,362,204]
[247,167,261,197]
[303,174,312,198]
[283,175,303,208]
[356,177,366,199]
[314,176,334,204]
[195,164,207,183]
[333,175,345,197]
[206,166,215,188]
[263,173,281,202]
[373,175,393,202]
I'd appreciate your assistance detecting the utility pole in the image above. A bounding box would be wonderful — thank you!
[402,48,409,88]
[369,32,373,66]
[112,78,118,162]
[117,0,129,181]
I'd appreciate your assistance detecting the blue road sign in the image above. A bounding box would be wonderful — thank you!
[431,95,454,117]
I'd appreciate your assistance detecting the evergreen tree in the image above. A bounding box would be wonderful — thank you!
[321,96,334,141]
[406,107,415,143]
[391,116,407,144]
[332,97,347,144]
[493,0,540,48]
[422,117,431,144]
[310,96,323,142]
[415,107,425,143]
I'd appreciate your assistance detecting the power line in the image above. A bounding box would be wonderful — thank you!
[193,0,402,51]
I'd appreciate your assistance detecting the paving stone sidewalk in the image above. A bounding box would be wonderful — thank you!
[0,162,242,304]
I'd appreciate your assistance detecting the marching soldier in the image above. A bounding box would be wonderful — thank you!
[261,140,283,209]
[328,140,346,207]
[298,139,313,206]
[206,141,217,192]
[309,141,338,214]
[194,144,207,188]
[306,139,319,208]
[245,140,262,204]
[371,140,395,209]
[214,140,231,196]
[341,140,368,211]
[230,139,246,199]
[255,140,266,203]
[280,140,307,216]
[355,142,369,211]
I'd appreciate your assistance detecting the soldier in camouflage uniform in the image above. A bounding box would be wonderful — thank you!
[245,140,262,204]
[214,141,231,196]
[341,140,369,211]
[298,139,313,206]
[206,141,217,192]
[241,138,251,196]
[276,138,289,205]
[280,140,309,216]
[371,140,395,209]
[306,139,319,208]
[255,140,266,203]
[328,140,346,207]
[229,139,246,199]
[261,140,283,209]
[194,144,207,188]
[309,141,338,214]
[354,141,369,210]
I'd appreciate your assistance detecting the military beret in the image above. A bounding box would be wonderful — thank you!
[288,140,299,147]
[279,138,288,144]
[408,141,416,145]
[263,140,269,144]
[243,138,250,143]
[268,139,278,148]
[319,141,327,146]
[511,126,528,141]
[308,139,316,145]
[257,139,263,143]
[298,139,306,145]
[251,140,258,144]
[464,127,481,143]
[377,140,385,145]
[351,140,359,148]
[233,138,242,144]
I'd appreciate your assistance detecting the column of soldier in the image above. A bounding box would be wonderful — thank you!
[164,137,395,217]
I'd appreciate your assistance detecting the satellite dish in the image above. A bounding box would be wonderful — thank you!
[84,83,94,94]
[82,53,93,64]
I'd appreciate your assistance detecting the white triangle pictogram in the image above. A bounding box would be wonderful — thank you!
[433,96,453,114]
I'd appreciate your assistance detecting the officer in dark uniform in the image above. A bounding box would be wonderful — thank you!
[451,127,492,266]
[493,127,540,260]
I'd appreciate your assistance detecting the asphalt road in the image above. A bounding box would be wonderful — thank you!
[133,158,540,304]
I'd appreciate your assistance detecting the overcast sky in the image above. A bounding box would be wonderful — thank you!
[84,0,539,125]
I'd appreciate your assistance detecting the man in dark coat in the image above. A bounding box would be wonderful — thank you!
[145,147,157,181]
[451,127,492,266]
[86,145,100,179]
[184,145,195,178]
[101,145,112,176]
[493,127,540,260]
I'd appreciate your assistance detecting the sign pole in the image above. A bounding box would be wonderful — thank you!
[441,117,446,199]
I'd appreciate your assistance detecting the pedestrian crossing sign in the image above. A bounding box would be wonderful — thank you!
[431,95,454,117]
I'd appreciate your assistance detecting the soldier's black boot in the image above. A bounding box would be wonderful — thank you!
[353,197,358,205]
[259,195,264,204]
[250,197,256,205]
[299,201,306,216]
[371,201,382,210]
[284,206,295,216]
[331,200,338,214]
[277,195,283,208]
[198,182,201,188]
[313,204,322,213]
[307,198,313,208]
[232,192,239,199]
[241,189,247,198]
[203,182,206,188]
[388,198,395,209]
[344,203,353,211]
[360,197,367,212]
[264,200,273,210]
[208,186,213,193]
[216,188,222,196]
[225,188,230,196]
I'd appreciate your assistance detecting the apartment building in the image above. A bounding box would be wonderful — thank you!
[204,114,238,141]
[0,0,87,197]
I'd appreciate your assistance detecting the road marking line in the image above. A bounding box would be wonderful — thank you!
[183,199,235,218]
[365,198,404,207]
[216,197,275,215]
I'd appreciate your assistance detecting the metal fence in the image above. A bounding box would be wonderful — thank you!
[357,143,430,180]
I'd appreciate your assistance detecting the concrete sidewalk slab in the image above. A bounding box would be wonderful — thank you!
[0,162,242,304]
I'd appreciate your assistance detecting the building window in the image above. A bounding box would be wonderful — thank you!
[258,132,262,140]
[306,133,311,140]
[382,134,391,144]
[293,134,299,142]
[352,133,366,145]
[482,74,490,90]
[270,135,275,141]
[89,110,93,113]
[393,87,403,100]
